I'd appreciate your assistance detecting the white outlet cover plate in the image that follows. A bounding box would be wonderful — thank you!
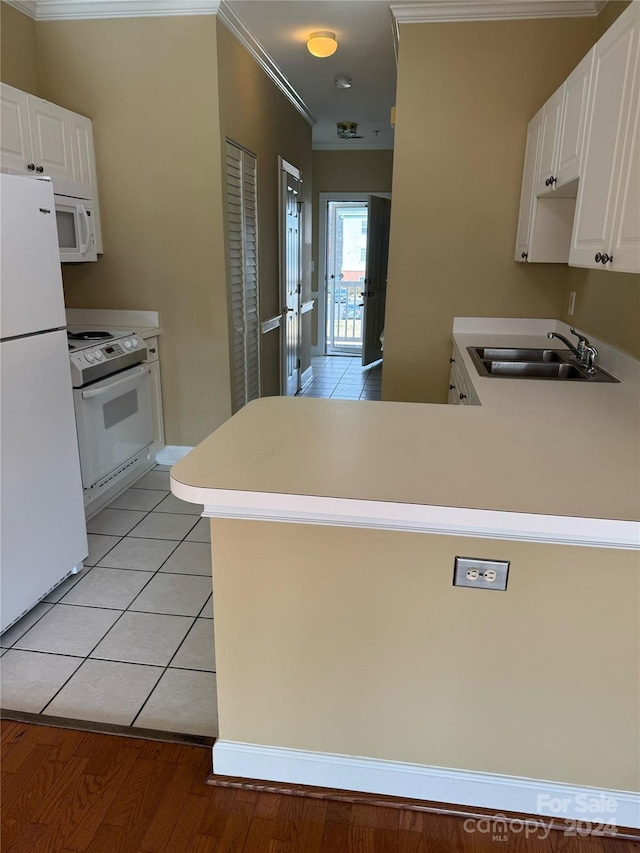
[453,557,509,591]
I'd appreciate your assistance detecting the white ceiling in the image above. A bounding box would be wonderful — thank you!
[225,1,399,150]
[9,0,609,151]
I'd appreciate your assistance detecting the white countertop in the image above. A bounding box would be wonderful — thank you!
[65,308,161,339]
[171,321,640,549]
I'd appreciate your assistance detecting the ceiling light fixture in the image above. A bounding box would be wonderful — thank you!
[307,31,338,58]
[335,76,352,89]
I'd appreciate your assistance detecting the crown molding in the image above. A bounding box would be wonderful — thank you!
[3,0,220,20]
[391,0,608,26]
[216,1,316,127]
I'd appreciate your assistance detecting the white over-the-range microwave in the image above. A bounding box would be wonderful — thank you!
[0,170,97,262]
[54,190,97,263]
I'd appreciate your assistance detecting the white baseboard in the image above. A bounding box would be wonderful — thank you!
[212,741,640,829]
[301,365,313,387]
[155,445,194,466]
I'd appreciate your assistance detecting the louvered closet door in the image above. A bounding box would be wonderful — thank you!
[226,141,260,412]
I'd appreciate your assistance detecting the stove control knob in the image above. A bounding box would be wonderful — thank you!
[85,352,95,363]
[94,350,104,361]
[124,340,132,349]
[131,337,139,348]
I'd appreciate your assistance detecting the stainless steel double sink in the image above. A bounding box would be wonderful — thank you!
[467,347,619,382]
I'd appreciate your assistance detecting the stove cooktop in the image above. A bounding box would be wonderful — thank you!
[67,327,148,387]
[67,328,131,352]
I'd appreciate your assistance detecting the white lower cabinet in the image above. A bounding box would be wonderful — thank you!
[448,348,480,406]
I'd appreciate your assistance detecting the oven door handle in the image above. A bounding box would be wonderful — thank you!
[81,365,149,399]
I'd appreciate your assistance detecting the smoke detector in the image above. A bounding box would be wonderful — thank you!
[335,76,352,89]
[337,121,363,139]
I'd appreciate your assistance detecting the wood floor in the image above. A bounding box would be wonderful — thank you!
[1,722,636,852]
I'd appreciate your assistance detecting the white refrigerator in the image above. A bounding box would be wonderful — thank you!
[0,173,87,633]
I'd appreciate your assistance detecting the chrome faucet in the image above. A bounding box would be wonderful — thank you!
[547,328,598,374]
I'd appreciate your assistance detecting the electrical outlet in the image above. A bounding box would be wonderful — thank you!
[454,557,509,591]
[568,290,576,316]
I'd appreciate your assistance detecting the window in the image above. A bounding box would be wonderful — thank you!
[361,220,367,235]
[360,247,366,263]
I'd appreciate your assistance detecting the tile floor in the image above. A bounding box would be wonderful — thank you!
[299,355,382,400]
[1,355,379,739]
[0,466,217,738]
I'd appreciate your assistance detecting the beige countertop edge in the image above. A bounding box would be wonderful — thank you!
[170,477,640,550]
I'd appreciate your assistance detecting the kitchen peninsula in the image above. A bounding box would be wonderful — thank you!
[170,319,640,828]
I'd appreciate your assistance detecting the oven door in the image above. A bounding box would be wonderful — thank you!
[74,364,153,489]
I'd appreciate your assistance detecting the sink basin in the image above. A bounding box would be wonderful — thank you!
[466,347,619,383]
[471,347,567,363]
[483,361,583,379]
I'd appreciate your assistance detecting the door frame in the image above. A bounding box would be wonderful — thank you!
[278,156,303,395]
[314,192,392,357]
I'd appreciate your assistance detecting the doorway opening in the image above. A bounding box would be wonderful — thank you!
[326,201,367,356]
[317,192,391,367]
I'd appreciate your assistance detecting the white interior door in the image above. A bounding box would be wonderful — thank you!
[280,160,302,396]
[362,195,391,367]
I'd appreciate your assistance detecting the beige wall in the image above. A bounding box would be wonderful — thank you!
[0,2,40,95]
[383,17,598,404]
[211,519,638,791]
[31,16,231,447]
[216,21,313,395]
[560,0,640,359]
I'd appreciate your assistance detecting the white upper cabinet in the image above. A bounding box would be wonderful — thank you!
[515,108,543,261]
[534,85,564,195]
[569,2,639,272]
[515,2,639,274]
[27,96,75,183]
[0,82,103,254]
[0,84,32,173]
[556,49,594,187]
[69,112,103,253]
[609,91,640,273]
[533,50,593,197]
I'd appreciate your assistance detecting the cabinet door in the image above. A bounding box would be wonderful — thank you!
[69,112,103,253]
[535,86,564,195]
[0,83,32,173]
[570,3,639,269]
[514,108,543,261]
[609,89,640,273]
[556,49,594,187]
[27,95,75,182]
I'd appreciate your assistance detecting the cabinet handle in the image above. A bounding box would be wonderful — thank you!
[521,252,528,260]
[449,357,455,364]
[36,166,44,173]
[449,384,456,390]
[27,163,36,171]
[459,393,467,401]
[595,253,602,263]
[601,253,612,264]
[545,177,551,186]
[150,347,156,354]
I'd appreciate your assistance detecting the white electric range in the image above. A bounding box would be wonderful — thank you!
[67,327,155,516]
